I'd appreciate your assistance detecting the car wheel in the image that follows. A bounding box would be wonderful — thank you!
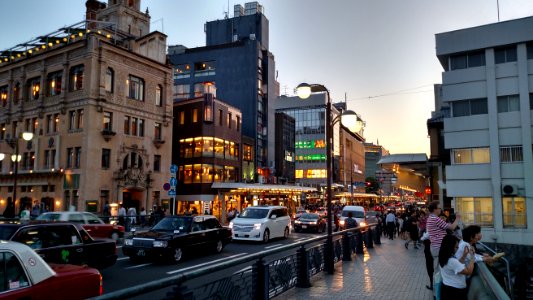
[111,231,119,241]
[172,247,183,263]
[214,240,224,253]
[284,227,289,239]
[263,229,270,243]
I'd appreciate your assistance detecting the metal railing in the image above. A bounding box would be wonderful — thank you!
[90,224,380,300]
[477,241,513,300]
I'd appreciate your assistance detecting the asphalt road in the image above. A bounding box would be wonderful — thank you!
[100,230,327,298]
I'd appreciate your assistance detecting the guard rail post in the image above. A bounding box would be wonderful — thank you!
[296,245,311,287]
[365,227,374,249]
[355,230,364,254]
[342,232,352,261]
[253,258,268,300]
[374,224,381,245]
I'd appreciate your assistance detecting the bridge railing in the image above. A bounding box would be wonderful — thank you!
[90,223,382,300]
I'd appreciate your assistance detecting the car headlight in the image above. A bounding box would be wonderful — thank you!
[253,223,262,230]
[153,240,168,248]
[310,221,316,224]
[124,239,133,246]
[360,221,366,227]
[339,220,345,226]
[229,222,234,229]
[294,220,301,224]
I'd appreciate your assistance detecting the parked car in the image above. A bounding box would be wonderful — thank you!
[293,208,308,221]
[36,211,125,240]
[230,206,290,243]
[0,240,102,299]
[365,210,381,225]
[122,215,232,263]
[339,205,367,230]
[293,213,326,233]
[0,222,117,269]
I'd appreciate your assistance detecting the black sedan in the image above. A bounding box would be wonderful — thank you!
[122,215,232,263]
[293,213,326,233]
[0,222,117,269]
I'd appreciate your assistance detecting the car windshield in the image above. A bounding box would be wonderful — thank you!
[341,210,365,218]
[152,217,191,232]
[0,226,17,240]
[300,213,319,219]
[239,208,269,219]
[36,213,61,221]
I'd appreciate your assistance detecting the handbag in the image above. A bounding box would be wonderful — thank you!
[433,268,442,300]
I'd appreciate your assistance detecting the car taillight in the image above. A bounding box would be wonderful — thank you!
[99,274,103,295]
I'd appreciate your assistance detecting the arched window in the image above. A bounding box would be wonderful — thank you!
[122,152,144,170]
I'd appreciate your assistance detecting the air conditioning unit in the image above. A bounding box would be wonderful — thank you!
[501,184,519,196]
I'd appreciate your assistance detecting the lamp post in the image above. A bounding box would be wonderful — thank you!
[0,131,34,218]
[296,83,357,274]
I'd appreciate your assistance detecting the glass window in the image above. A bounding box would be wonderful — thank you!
[214,165,223,182]
[105,68,114,92]
[201,164,212,183]
[456,197,493,226]
[502,197,526,228]
[2,252,30,291]
[155,85,162,106]
[69,65,84,91]
[77,109,84,129]
[131,117,138,136]
[179,111,185,125]
[204,96,213,122]
[47,71,62,96]
[67,148,73,168]
[495,46,517,64]
[102,148,111,168]
[103,111,112,131]
[174,64,191,79]
[69,110,75,130]
[194,61,215,77]
[27,77,40,101]
[154,155,161,172]
[173,84,190,100]
[124,116,130,134]
[53,114,59,132]
[497,95,520,113]
[154,122,162,140]
[227,113,232,128]
[214,138,224,159]
[192,108,198,123]
[183,165,193,184]
[0,85,7,107]
[452,148,490,164]
[500,146,523,162]
[127,75,144,101]
[450,54,467,70]
[75,147,81,168]
[468,51,485,67]
[138,119,144,137]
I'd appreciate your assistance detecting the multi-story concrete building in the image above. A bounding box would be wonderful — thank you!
[364,142,389,180]
[436,17,533,246]
[172,85,242,218]
[168,2,278,183]
[0,0,172,216]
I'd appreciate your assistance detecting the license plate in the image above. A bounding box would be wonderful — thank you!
[137,249,145,257]
[302,225,307,229]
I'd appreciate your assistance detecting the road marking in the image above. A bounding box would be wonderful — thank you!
[117,257,129,261]
[166,253,248,275]
[125,263,152,269]
[264,244,283,249]
[294,238,307,242]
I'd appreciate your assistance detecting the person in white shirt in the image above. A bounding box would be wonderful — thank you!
[118,204,127,226]
[20,205,31,222]
[385,210,396,240]
[439,234,475,300]
[455,225,494,268]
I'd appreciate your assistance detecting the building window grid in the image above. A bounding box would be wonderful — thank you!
[495,46,517,64]
[451,147,490,164]
[456,197,494,227]
[497,95,520,113]
[500,146,523,162]
[174,64,191,79]
[502,197,527,228]
[155,85,163,106]
[103,112,113,131]
[74,147,81,168]
[127,75,144,101]
[450,51,486,70]
[452,98,488,117]
[47,71,62,97]
[27,77,41,101]
[104,68,114,93]
[154,122,162,140]
[69,65,84,91]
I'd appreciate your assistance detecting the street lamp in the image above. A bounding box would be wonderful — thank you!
[296,82,357,274]
[0,131,34,218]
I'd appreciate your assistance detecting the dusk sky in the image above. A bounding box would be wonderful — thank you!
[2,0,533,155]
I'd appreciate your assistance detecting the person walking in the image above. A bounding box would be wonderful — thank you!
[385,210,396,240]
[438,234,475,300]
[405,211,419,249]
[139,207,147,227]
[345,211,358,253]
[118,203,127,227]
[20,205,31,222]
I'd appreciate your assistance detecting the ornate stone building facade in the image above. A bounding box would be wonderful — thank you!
[0,0,172,215]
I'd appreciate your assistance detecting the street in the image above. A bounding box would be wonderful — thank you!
[100,230,327,298]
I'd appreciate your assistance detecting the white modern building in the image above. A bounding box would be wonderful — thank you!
[436,17,533,246]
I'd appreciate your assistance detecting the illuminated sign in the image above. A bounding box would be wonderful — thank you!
[295,139,326,149]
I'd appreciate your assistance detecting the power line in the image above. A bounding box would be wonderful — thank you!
[347,84,434,101]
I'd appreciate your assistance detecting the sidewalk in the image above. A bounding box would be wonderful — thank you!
[277,236,434,300]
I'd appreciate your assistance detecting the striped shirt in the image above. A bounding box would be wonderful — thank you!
[427,214,448,249]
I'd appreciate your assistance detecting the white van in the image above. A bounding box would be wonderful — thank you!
[339,205,366,230]
[229,206,290,243]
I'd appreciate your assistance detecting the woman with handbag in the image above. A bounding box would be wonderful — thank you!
[438,234,475,299]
